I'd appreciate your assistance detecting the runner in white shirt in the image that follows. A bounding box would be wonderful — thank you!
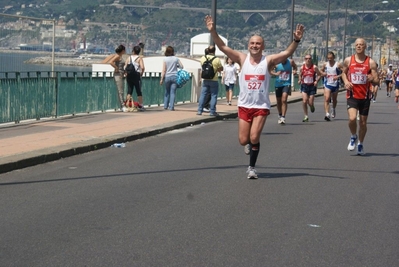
[385,64,394,97]
[204,15,305,179]
[320,51,343,121]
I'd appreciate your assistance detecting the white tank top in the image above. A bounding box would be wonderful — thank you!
[325,61,339,87]
[386,69,393,81]
[238,54,271,109]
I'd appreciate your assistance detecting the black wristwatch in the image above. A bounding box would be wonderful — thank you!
[294,39,301,43]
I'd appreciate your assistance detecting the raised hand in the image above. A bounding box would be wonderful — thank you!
[204,15,215,32]
[293,24,305,41]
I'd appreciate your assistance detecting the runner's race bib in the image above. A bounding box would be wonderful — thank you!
[303,76,314,84]
[279,71,290,81]
[350,73,367,84]
[244,74,265,91]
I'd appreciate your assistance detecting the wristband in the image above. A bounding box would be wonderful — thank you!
[294,39,300,43]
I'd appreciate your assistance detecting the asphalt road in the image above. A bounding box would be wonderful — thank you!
[1,92,398,267]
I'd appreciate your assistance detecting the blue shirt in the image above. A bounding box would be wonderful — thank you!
[275,60,292,87]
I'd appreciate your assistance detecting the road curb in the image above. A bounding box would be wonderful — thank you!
[0,112,238,174]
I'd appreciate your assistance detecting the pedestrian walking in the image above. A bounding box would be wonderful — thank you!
[221,57,238,106]
[160,46,184,111]
[124,45,145,110]
[197,45,223,116]
[202,48,211,112]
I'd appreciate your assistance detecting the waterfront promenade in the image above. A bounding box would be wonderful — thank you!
[0,89,321,174]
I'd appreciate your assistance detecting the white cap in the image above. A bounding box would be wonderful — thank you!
[389,64,393,67]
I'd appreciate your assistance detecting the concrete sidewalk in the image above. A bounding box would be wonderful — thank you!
[0,89,323,174]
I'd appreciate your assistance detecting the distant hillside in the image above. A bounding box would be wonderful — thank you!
[2,0,398,13]
[1,0,399,61]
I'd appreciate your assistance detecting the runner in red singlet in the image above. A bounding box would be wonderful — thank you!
[341,38,379,155]
[298,55,323,122]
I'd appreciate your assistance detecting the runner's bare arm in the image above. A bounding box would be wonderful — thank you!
[267,24,305,71]
[334,62,344,80]
[204,15,246,67]
[298,66,302,84]
[270,65,280,76]
[314,66,323,84]
[319,63,327,77]
[368,59,379,85]
[291,59,298,75]
[341,57,353,90]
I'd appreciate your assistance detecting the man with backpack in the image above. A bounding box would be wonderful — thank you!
[197,45,223,116]
[202,48,211,112]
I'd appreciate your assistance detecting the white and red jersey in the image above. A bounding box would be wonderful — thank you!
[301,64,316,85]
[386,69,393,81]
[238,54,271,109]
[347,55,371,99]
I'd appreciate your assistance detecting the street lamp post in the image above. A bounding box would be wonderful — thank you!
[326,0,331,61]
[378,39,382,66]
[210,0,216,45]
[290,0,295,44]
[343,0,349,60]
[387,25,397,65]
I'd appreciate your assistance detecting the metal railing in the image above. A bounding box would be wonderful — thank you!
[0,71,193,124]
[1,70,315,125]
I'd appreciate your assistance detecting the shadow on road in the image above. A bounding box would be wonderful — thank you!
[2,163,398,186]
[258,172,347,180]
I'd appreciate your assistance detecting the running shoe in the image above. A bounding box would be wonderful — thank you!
[278,117,283,124]
[203,108,210,113]
[357,144,365,155]
[310,105,315,113]
[246,166,258,179]
[280,117,286,125]
[302,116,309,122]
[228,101,232,106]
[244,143,251,155]
[347,135,357,151]
[324,115,331,121]
[331,109,336,118]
